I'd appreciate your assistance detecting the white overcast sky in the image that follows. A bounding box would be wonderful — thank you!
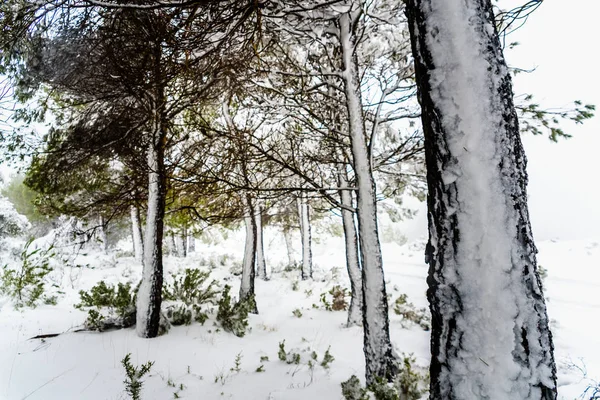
[402,0,600,242]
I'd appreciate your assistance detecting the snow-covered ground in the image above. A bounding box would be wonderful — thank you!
[0,230,598,400]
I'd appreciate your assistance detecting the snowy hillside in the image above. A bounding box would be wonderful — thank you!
[0,231,598,400]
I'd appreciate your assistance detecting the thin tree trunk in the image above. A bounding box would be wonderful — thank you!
[298,195,313,280]
[338,165,363,327]
[176,229,186,258]
[240,195,258,314]
[188,234,195,253]
[169,231,176,256]
[130,205,144,264]
[283,225,294,267]
[98,215,108,254]
[136,128,166,339]
[405,1,557,398]
[255,204,267,280]
[339,10,398,385]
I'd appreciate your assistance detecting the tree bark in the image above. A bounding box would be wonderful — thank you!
[405,1,557,398]
[98,215,108,254]
[130,205,144,264]
[338,10,398,385]
[338,165,363,327]
[240,195,258,314]
[283,225,294,267]
[176,228,186,258]
[188,234,195,253]
[136,127,166,338]
[255,204,267,280]
[297,195,313,280]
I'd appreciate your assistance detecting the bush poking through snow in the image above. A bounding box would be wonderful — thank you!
[216,285,250,337]
[121,353,154,400]
[76,281,135,330]
[163,268,219,326]
[278,340,301,365]
[341,375,370,400]
[392,294,431,331]
[319,285,349,311]
[1,239,54,308]
[341,354,428,400]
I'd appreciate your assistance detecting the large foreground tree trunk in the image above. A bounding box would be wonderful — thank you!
[136,128,167,338]
[338,10,397,385]
[338,166,363,328]
[255,204,267,280]
[405,1,557,399]
[130,205,144,264]
[240,195,258,314]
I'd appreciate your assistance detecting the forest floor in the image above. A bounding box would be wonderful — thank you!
[0,229,598,400]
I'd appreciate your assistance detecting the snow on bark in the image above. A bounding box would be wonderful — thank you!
[405,0,557,398]
[255,204,267,280]
[240,195,258,313]
[136,132,166,339]
[130,205,144,264]
[298,195,313,280]
[338,165,363,327]
[339,9,397,384]
[176,230,186,258]
[187,235,196,253]
[283,226,295,267]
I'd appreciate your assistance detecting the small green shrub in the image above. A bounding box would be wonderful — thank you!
[1,239,55,308]
[216,285,250,337]
[320,346,335,369]
[393,294,431,331]
[122,353,154,400]
[278,340,301,365]
[292,308,303,318]
[163,268,218,326]
[341,375,370,400]
[75,281,135,330]
[341,354,428,400]
[320,285,349,311]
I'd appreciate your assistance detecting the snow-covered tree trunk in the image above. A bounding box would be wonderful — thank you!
[255,204,267,280]
[136,130,166,338]
[297,195,313,280]
[169,231,176,256]
[130,205,144,264]
[176,228,186,258]
[187,234,195,253]
[339,10,398,384]
[338,166,363,327]
[283,225,294,267]
[240,195,258,313]
[98,215,108,253]
[405,1,557,398]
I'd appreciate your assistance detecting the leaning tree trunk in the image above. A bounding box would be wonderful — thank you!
[339,11,398,385]
[136,125,167,338]
[297,195,313,280]
[405,1,557,399]
[130,205,144,264]
[255,204,267,280]
[338,165,363,327]
[240,195,258,314]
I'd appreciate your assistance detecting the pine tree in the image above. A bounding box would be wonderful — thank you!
[405,0,557,398]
